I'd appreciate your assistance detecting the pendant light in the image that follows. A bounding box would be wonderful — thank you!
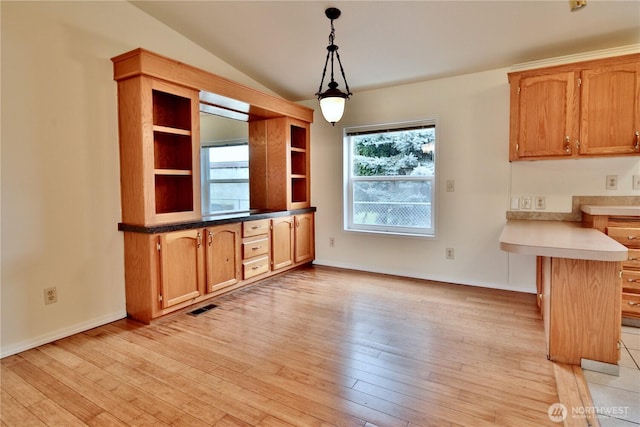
[316,7,352,125]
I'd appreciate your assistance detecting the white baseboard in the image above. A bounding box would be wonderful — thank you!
[1,310,127,359]
[312,259,535,294]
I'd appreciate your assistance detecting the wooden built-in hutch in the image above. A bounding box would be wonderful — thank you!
[112,48,315,323]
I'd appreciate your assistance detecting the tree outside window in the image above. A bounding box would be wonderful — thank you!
[345,121,436,236]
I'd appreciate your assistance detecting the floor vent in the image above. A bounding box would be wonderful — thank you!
[187,304,218,316]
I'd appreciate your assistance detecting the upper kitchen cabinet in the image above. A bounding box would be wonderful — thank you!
[508,53,640,162]
[509,71,579,159]
[580,61,640,156]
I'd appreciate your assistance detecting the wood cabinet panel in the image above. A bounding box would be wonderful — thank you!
[116,76,201,225]
[243,256,269,280]
[626,249,640,269]
[512,72,579,159]
[271,216,294,271]
[159,229,205,308]
[547,258,620,365]
[607,226,640,248]
[206,224,241,293]
[294,213,314,264]
[242,236,269,259]
[622,270,640,292]
[622,292,640,316]
[249,118,310,210]
[580,62,640,155]
[587,215,640,320]
[242,219,270,238]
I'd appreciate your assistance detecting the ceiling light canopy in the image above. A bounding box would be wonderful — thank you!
[570,0,586,11]
[316,7,352,126]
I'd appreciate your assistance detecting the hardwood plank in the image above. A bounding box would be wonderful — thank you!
[1,266,565,426]
[0,389,46,426]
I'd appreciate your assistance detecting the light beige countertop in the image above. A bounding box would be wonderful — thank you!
[580,205,640,216]
[499,220,628,261]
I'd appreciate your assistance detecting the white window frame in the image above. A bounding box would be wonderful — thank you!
[343,119,437,237]
[200,138,249,216]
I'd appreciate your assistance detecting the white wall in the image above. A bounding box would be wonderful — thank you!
[305,69,516,290]
[306,57,640,293]
[0,1,275,357]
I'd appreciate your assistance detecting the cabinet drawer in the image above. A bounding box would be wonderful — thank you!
[243,219,270,237]
[625,249,640,269]
[607,227,640,248]
[243,255,269,279]
[242,236,269,259]
[622,292,640,316]
[622,270,640,292]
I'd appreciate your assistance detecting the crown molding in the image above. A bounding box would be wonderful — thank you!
[510,44,640,72]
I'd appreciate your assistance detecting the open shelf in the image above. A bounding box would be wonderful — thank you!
[150,86,197,220]
[291,177,307,204]
[153,90,192,130]
[290,150,306,176]
[154,132,192,171]
[155,175,194,214]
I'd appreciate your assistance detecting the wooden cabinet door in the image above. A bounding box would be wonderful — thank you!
[512,72,579,160]
[271,216,293,271]
[580,62,640,155]
[294,213,314,264]
[158,229,204,308]
[206,224,241,293]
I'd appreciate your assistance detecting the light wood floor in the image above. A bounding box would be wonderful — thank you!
[1,266,560,426]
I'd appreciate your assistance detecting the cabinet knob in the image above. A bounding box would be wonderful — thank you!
[564,136,571,153]
[629,301,639,306]
[635,131,639,151]
[627,236,639,240]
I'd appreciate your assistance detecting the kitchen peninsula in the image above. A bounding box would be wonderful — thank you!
[500,220,627,366]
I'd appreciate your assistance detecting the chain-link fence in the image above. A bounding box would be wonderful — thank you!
[353,201,432,228]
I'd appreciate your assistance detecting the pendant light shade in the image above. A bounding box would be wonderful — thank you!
[319,85,347,123]
[316,8,352,125]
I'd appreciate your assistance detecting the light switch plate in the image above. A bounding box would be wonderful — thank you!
[521,196,532,210]
[510,196,520,210]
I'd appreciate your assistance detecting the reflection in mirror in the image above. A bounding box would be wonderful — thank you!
[200,112,249,216]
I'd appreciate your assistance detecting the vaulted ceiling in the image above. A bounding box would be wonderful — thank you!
[131,1,640,101]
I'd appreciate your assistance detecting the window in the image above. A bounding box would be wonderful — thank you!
[201,139,249,216]
[344,120,436,237]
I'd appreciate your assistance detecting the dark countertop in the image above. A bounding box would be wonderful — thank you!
[118,207,317,234]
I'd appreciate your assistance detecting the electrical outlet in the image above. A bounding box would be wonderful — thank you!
[44,287,57,305]
[606,175,618,190]
[446,180,455,192]
[633,175,640,190]
[329,237,335,247]
[520,196,532,210]
[446,248,454,260]
[535,196,546,210]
